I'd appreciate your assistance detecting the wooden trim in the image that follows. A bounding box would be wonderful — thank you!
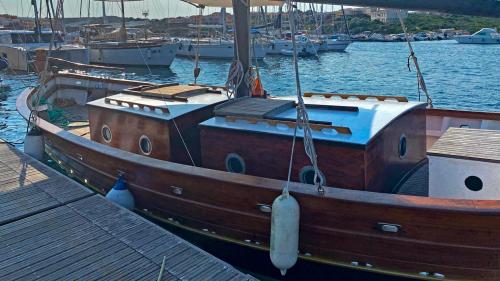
[225,115,353,135]
[52,72,154,87]
[304,92,409,102]
[427,108,500,121]
[104,97,170,114]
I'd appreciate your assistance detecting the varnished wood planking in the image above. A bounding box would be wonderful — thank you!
[365,108,427,192]
[200,108,426,192]
[89,98,219,165]
[45,135,500,280]
[427,108,500,121]
[200,127,366,189]
[19,77,500,280]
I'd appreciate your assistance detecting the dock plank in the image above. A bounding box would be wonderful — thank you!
[0,142,255,281]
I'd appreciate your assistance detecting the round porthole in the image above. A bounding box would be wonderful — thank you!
[299,166,326,185]
[465,176,483,191]
[139,135,152,155]
[398,134,407,158]
[101,125,112,143]
[225,153,245,174]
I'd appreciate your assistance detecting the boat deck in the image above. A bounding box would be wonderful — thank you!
[0,141,256,281]
[428,127,500,163]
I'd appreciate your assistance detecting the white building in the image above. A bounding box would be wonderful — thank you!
[370,9,408,23]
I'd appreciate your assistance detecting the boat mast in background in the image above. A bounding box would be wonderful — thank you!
[119,0,127,42]
[31,0,42,42]
[101,0,107,24]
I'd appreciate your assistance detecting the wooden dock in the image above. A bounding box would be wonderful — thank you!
[0,141,257,281]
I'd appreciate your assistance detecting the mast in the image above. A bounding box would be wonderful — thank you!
[102,0,107,24]
[232,0,250,97]
[221,7,227,36]
[32,0,42,42]
[119,0,127,42]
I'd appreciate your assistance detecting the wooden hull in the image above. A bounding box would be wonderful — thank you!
[17,77,500,281]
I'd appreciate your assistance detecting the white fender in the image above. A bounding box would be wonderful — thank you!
[270,193,300,276]
[106,177,135,210]
[24,128,45,161]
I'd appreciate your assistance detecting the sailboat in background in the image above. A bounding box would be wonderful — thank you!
[176,7,269,59]
[88,0,178,66]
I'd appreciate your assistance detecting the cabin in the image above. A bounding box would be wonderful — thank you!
[87,87,427,193]
[199,95,427,192]
[87,84,227,165]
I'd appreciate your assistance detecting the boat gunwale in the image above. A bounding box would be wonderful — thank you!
[16,77,500,215]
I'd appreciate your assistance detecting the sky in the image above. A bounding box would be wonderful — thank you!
[0,0,344,19]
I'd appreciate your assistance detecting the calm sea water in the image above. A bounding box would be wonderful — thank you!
[1,40,499,145]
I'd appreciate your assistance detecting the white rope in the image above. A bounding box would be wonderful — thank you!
[225,60,244,99]
[283,1,323,195]
[397,10,433,108]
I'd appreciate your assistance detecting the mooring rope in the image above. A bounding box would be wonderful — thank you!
[397,10,433,108]
[283,1,324,195]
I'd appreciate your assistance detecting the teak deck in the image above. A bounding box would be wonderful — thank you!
[428,127,500,163]
[0,141,255,281]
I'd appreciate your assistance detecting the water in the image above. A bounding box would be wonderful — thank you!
[1,40,499,145]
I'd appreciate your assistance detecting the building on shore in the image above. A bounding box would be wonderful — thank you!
[370,8,408,23]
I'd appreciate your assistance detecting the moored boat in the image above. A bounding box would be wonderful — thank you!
[17,71,500,281]
[176,38,268,59]
[88,41,179,66]
[455,28,500,44]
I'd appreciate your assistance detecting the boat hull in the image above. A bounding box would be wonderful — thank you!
[89,43,178,66]
[455,36,500,44]
[0,45,89,71]
[176,40,267,59]
[17,78,500,281]
[317,40,351,52]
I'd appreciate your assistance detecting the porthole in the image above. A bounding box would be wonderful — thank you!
[101,125,112,143]
[139,135,152,155]
[465,176,483,191]
[299,166,326,185]
[398,134,407,158]
[225,153,245,174]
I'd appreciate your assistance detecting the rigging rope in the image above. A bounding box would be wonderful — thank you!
[283,1,324,196]
[397,10,433,108]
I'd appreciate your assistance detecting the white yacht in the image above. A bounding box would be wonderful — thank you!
[268,35,318,56]
[0,30,88,71]
[455,28,500,44]
[314,34,351,52]
[176,38,268,59]
[89,40,179,67]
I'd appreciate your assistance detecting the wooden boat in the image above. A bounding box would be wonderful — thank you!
[17,71,500,280]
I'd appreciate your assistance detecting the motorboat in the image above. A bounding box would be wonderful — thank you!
[455,28,500,44]
[268,35,318,56]
[313,35,351,52]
